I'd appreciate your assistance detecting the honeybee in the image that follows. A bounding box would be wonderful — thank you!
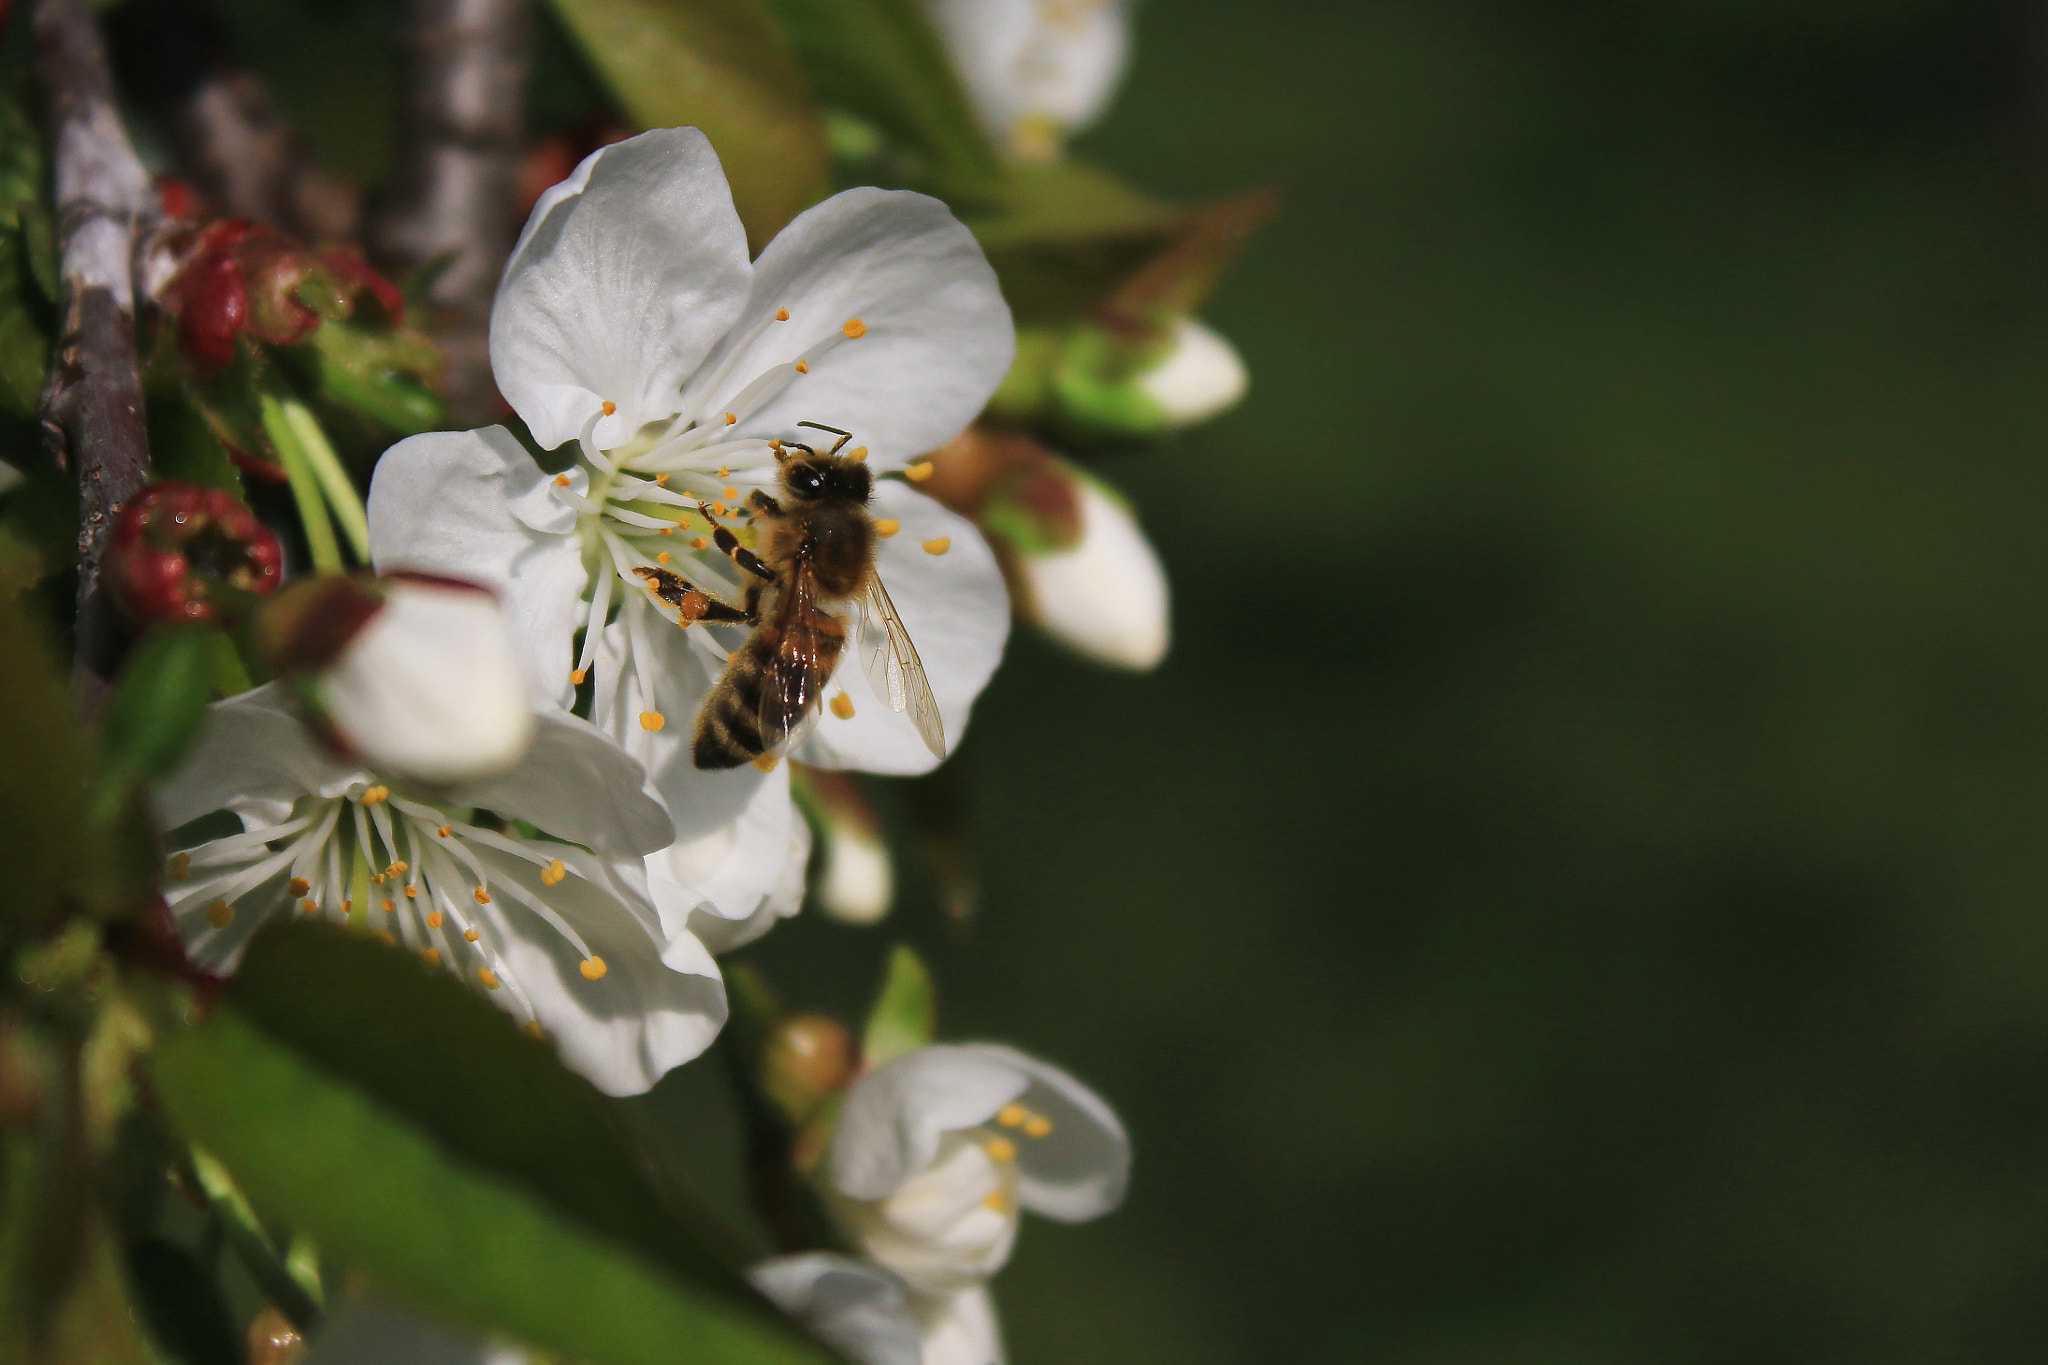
[633,422,944,770]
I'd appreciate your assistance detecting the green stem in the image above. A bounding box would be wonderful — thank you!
[189,1147,322,1331]
[281,397,371,563]
[261,393,343,573]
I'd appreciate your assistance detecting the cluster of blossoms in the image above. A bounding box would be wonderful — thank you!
[106,2,1253,1360]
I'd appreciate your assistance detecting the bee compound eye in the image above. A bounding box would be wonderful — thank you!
[789,465,825,496]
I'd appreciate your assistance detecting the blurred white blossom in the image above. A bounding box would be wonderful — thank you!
[925,0,1134,161]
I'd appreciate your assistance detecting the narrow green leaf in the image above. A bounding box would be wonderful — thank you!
[546,0,829,246]
[860,944,935,1068]
[278,398,370,564]
[151,1001,834,1365]
[0,596,112,937]
[261,391,344,571]
[759,0,998,190]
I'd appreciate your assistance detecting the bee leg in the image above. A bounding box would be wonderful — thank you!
[748,490,782,516]
[710,523,778,582]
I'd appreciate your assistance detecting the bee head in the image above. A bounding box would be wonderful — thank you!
[781,456,871,503]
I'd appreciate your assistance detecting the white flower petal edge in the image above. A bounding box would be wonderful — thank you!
[750,1253,924,1365]
[492,127,751,452]
[157,684,723,1097]
[299,1297,528,1365]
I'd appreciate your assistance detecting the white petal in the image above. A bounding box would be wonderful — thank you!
[750,1255,923,1365]
[469,844,725,1096]
[956,1044,1128,1222]
[313,579,536,785]
[913,1287,1005,1365]
[367,427,588,709]
[829,1046,1027,1202]
[685,188,1012,469]
[493,128,752,450]
[816,818,892,925]
[155,683,360,831]
[678,809,810,955]
[795,485,1009,774]
[1134,317,1246,427]
[1014,472,1168,670]
[453,708,671,859]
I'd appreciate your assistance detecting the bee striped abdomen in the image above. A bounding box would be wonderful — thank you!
[692,607,846,769]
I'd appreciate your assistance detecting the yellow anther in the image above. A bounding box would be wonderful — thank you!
[388,861,408,876]
[579,956,608,981]
[299,898,317,914]
[1022,1114,1053,1138]
[842,317,866,338]
[473,886,491,905]
[690,536,710,550]
[996,1103,1027,1128]
[717,465,730,478]
[477,967,500,989]
[752,753,779,773]
[830,691,855,720]
[640,710,666,731]
[420,947,440,967]
[404,884,418,898]
[874,518,900,537]
[370,872,386,886]
[540,858,567,886]
[426,911,442,928]
[523,1019,545,1040]
[601,400,616,416]
[723,486,739,499]
[794,359,808,374]
[656,551,671,564]
[905,460,934,482]
[723,411,737,426]
[984,1137,1018,1163]
[360,785,389,805]
[340,899,352,913]
[436,824,452,838]
[206,898,234,929]
[710,501,728,516]
[554,472,570,486]
[167,852,191,880]
[846,445,868,462]
[922,536,951,555]
[769,438,784,451]
[373,928,394,946]
[381,898,395,912]
[463,928,480,942]
[570,668,587,685]
[775,307,790,321]
[982,1189,1012,1213]
[659,525,675,536]
[288,876,311,897]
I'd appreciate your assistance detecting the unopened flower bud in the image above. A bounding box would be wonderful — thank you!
[245,1306,305,1365]
[796,768,894,925]
[163,220,403,372]
[1050,317,1248,437]
[258,573,535,785]
[763,1013,856,1123]
[105,481,283,627]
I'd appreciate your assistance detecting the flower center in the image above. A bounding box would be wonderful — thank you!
[168,779,611,1033]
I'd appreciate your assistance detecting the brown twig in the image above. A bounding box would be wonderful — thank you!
[175,70,361,242]
[33,0,155,683]
[371,0,530,425]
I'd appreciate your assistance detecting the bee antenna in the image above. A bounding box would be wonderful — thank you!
[797,420,853,456]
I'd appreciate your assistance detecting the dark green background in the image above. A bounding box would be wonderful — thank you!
[758,2,2048,1361]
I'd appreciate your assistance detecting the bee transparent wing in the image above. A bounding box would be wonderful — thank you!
[856,574,946,760]
[756,565,839,758]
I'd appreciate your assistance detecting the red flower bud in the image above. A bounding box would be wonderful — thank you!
[319,247,404,325]
[105,481,283,627]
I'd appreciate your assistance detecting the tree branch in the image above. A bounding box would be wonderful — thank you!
[371,0,529,426]
[34,0,154,682]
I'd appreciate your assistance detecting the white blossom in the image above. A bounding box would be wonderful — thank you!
[158,684,722,1096]
[823,1044,1129,1364]
[924,0,1134,161]
[751,1253,925,1365]
[1132,316,1247,428]
[370,127,1013,949]
[1012,468,1168,670]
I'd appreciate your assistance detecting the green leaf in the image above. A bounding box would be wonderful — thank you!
[860,944,935,1068]
[151,989,831,1365]
[125,1239,242,1365]
[759,0,998,190]
[0,596,114,939]
[304,321,444,435]
[97,625,214,804]
[961,161,1183,324]
[545,0,830,247]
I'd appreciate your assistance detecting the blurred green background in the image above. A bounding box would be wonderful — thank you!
[756,1,2048,1361]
